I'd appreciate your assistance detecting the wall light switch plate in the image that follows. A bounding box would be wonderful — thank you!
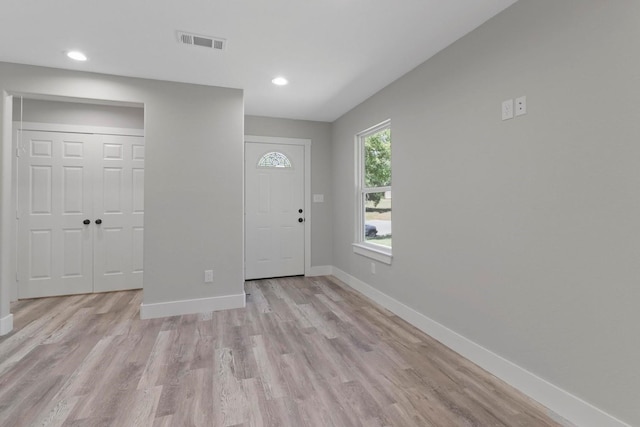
[515,96,527,116]
[502,99,514,120]
[313,194,324,203]
[204,270,213,283]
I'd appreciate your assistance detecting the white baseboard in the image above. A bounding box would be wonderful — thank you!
[0,313,13,336]
[306,265,333,276]
[331,267,630,427]
[140,293,246,320]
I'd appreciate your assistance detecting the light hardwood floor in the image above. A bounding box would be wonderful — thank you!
[0,276,568,426]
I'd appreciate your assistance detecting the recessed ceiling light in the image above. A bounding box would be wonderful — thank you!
[272,77,288,86]
[67,51,87,61]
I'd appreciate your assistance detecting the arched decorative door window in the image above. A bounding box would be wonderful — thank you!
[257,151,292,168]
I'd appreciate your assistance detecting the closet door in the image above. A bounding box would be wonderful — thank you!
[93,135,144,292]
[17,131,96,298]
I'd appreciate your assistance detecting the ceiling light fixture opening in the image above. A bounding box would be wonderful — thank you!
[67,51,87,61]
[272,77,288,86]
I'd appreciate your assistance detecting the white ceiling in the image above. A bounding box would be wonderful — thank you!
[0,0,517,122]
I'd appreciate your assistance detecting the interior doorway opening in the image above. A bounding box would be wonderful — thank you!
[7,94,145,301]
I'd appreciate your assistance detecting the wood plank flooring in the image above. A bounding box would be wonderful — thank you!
[0,276,569,426]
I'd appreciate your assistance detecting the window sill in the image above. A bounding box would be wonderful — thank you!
[352,243,392,265]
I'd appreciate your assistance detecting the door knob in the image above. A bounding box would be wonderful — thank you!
[83,219,90,225]
[298,209,303,213]
[95,219,102,225]
[298,218,304,223]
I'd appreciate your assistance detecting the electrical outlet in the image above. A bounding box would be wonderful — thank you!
[370,262,376,274]
[515,96,527,116]
[204,270,214,283]
[502,99,514,120]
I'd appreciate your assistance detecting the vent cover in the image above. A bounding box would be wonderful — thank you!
[177,31,226,51]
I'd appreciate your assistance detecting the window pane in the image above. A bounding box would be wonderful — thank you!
[257,151,292,168]
[364,128,391,188]
[364,191,391,247]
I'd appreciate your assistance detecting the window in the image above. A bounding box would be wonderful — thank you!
[354,120,392,263]
[257,151,292,168]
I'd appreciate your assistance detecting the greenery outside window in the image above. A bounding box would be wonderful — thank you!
[354,120,392,264]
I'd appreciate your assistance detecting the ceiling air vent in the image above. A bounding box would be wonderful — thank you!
[177,31,226,51]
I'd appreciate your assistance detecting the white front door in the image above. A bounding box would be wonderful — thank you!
[17,130,144,298]
[245,142,305,280]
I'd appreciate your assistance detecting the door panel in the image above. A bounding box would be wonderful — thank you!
[62,228,84,278]
[132,168,145,213]
[103,227,124,274]
[93,134,144,292]
[280,226,295,259]
[245,142,304,280]
[30,165,52,213]
[18,131,94,298]
[29,229,52,279]
[103,167,123,213]
[63,166,84,213]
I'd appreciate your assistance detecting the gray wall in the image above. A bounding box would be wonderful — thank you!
[245,116,333,267]
[0,63,244,315]
[331,1,639,424]
[12,98,144,129]
[2,1,638,422]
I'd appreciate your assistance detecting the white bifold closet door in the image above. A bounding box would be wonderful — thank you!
[17,130,144,299]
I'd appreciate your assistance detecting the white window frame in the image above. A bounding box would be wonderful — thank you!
[352,119,392,264]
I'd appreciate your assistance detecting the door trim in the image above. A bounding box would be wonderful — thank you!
[244,135,311,277]
[14,121,144,137]
[1,93,14,335]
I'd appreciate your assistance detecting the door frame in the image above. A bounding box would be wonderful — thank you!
[2,93,145,300]
[1,93,14,335]
[244,135,311,277]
